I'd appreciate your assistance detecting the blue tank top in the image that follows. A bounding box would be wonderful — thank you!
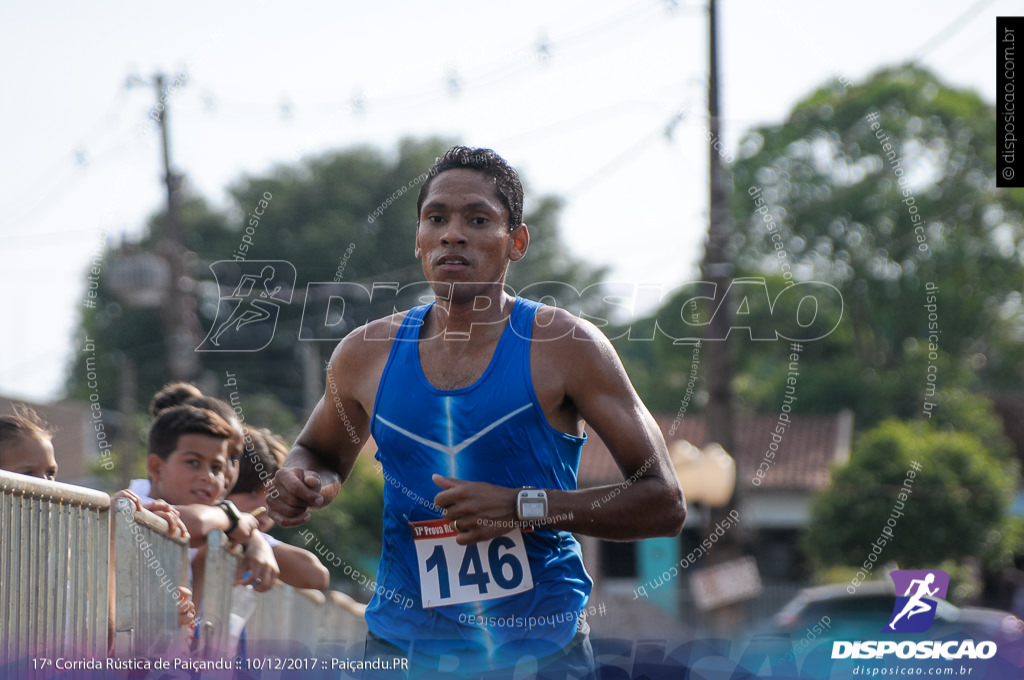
[366,297,592,672]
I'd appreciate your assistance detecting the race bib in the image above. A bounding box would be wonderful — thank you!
[410,519,534,608]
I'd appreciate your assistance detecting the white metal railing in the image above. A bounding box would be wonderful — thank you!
[322,590,369,649]
[111,497,190,659]
[198,529,243,658]
[0,470,110,666]
[243,584,369,657]
[197,534,369,657]
[222,587,370,660]
[245,583,325,656]
[1,473,369,668]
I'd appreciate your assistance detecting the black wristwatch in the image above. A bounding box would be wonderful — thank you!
[217,499,242,536]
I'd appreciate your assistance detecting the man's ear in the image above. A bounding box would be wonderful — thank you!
[414,223,423,260]
[509,224,529,262]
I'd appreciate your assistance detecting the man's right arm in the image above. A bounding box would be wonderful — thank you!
[268,318,392,527]
[267,402,354,527]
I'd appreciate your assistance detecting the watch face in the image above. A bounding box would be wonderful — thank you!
[521,500,546,519]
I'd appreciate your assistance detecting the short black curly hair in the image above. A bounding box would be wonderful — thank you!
[416,146,524,231]
[147,405,234,461]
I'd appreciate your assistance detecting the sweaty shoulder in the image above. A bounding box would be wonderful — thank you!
[331,311,410,368]
[326,310,410,406]
[528,305,623,432]
[531,304,608,346]
[529,304,618,373]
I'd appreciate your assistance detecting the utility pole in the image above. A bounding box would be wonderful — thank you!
[703,0,735,458]
[132,72,200,381]
[701,0,745,634]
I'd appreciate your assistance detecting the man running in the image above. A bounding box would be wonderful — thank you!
[269,146,686,676]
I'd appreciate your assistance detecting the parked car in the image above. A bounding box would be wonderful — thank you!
[770,580,1024,659]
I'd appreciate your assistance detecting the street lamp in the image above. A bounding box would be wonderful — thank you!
[671,439,736,509]
[670,440,755,633]
[108,249,171,308]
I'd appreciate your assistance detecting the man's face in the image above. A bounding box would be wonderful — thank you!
[415,168,527,302]
[147,433,229,506]
[1,434,57,480]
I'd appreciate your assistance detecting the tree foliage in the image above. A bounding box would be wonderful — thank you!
[803,419,1015,571]
[723,66,1024,423]
[616,67,1024,423]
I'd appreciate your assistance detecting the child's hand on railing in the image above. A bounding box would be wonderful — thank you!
[110,489,190,540]
[176,585,197,628]
[144,499,190,540]
[239,531,280,592]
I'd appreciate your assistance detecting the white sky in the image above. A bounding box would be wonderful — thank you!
[0,0,1006,402]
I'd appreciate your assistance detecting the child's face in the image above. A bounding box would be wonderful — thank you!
[223,422,244,498]
[147,433,229,506]
[0,434,57,480]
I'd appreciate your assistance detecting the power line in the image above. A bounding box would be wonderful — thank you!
[195,2,680,123]
[4,1,689,238]
[494,99,687,149]
[0,88,131,219]
[564,123,674,199]
[2,135,141,232]
[908,0,996,65]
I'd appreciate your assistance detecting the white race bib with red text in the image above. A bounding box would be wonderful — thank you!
[409,519,534,609]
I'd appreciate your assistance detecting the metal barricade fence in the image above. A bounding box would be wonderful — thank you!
[246,583,326,655]
[322,590,368,648]
[111,497,190,659]
[288,587,326,644]
[0,470,110,666]
[198,528,242,658]
[244,585,368,657]
[1,475,371,667]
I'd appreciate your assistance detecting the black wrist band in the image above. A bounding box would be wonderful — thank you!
[217,500,240,535]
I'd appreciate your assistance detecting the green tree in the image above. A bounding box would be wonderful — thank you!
[803,420,1015,573]
[724,66,1024,423]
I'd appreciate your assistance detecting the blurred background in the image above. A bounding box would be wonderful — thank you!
[2,0,1022,644]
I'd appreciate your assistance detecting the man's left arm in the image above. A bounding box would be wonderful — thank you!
[434,314,686,544]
